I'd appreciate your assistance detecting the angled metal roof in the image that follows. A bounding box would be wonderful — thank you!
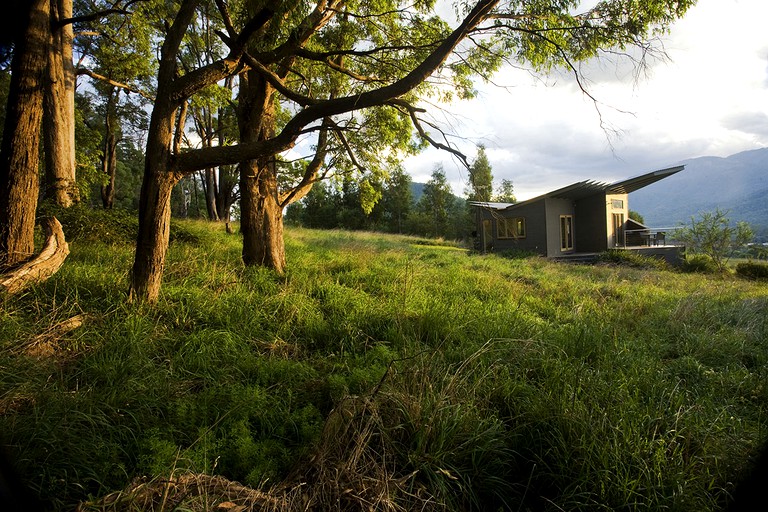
[606,165,685,194]
[470,165,685,212]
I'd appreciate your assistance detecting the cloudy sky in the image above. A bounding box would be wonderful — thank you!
[404,0,768,200]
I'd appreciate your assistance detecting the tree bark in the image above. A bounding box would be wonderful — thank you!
[238,71,286,273]
[0,0,50,270]
[43,0,77,206]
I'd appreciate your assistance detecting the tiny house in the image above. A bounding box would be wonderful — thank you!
[471,166,684,260]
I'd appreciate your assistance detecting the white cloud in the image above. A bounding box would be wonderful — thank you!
[404,0,768,199]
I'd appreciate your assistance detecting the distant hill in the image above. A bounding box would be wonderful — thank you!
[630,147,768,239]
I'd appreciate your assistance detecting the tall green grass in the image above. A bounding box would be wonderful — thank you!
[1,217,767,510]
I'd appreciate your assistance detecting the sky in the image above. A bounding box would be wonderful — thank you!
[403,0,768,200]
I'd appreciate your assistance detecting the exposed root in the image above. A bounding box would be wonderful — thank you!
[0,217,69,295]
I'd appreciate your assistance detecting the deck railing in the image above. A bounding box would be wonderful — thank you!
[622,228,679,248]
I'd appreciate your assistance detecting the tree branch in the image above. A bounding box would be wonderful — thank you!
[171,0,500,174]
[279,118,332,207]
[388,99,469,168]
[76,68,155,100]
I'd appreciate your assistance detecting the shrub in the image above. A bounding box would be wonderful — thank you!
[673,209,753,271]
[735,261,768,280]
[40,204,204,245]
[682,254,721,274]
[598,249,668,270]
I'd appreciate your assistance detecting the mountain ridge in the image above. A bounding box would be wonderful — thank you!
[630,147,768,238]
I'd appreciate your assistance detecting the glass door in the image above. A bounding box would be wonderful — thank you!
[560,215,573,252]
[612,213,625,247]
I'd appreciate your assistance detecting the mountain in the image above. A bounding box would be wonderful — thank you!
[630,148,768,238]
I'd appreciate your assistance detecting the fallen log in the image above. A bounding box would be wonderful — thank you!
[0,217,69,295]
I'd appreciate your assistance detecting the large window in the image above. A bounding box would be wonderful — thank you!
[497,217,526,239]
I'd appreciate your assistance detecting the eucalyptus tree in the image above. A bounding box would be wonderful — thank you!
[419,166,455,237]
[493,178,516,203]
[0,0,149,268]
[0,0,50,269]
[44,0,77,206]
[466,144,493,202]
[127,0,697,301]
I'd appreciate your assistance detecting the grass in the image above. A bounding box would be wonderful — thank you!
[1,216,767,511]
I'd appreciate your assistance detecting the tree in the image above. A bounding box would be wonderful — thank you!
[629,210,645,224]
[43,0,77,207]
[0,0,50,269]
[382,167,413,234]
[493,179,516,203]
[418,166,454,237]
[466,145,493,202]
[674,209,754,271]
[123,0,697,301]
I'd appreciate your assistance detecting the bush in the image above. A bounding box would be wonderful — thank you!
[682,254,721,274]
[598,249,668,270]
[735,261,768,280]
[40,204,204,245]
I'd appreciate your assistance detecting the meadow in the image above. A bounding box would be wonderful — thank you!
[1,213,767,511]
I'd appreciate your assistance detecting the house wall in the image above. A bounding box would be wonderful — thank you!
[474,201,548,254]
[574,194,607,253]
[544,197,575,257]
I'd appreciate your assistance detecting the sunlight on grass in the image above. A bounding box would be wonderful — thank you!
[1,217,767,510]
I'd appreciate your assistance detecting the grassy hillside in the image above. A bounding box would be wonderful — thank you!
[2,217,767,511]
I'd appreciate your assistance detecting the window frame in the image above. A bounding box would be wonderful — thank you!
[497,216,527,239]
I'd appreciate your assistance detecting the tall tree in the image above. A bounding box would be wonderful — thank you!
[43,0,77,206]
[466,145,493,202]
[126,0,698,301]
[419,166,454,238]
[382,167,413,234]
[0,0,50,269]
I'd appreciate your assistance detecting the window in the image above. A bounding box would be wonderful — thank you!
[611,199,624,209]
[497,217,526,239]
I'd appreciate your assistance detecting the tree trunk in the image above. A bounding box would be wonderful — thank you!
[43,0,76,206]
[100,87,118,209]
[100,130,117,208]
[237,71,286,273]
[129,96,182,302]
[204,168,219,220]
[0,0,50,270]
[240,159,286,272]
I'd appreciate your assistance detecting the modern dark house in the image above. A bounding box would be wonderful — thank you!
[470,166,685,263]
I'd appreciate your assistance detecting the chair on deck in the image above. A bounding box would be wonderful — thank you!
[655,232,666,246]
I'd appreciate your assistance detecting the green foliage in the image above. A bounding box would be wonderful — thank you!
[674,209,754,271]
[682,254,721,274]
[629,210,645,224]
[493,178,517,203]
[417,166,456,237]
[735,261,768,281]
[40,204,207,245]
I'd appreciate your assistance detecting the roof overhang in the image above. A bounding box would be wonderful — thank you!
[606,165,685,194]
